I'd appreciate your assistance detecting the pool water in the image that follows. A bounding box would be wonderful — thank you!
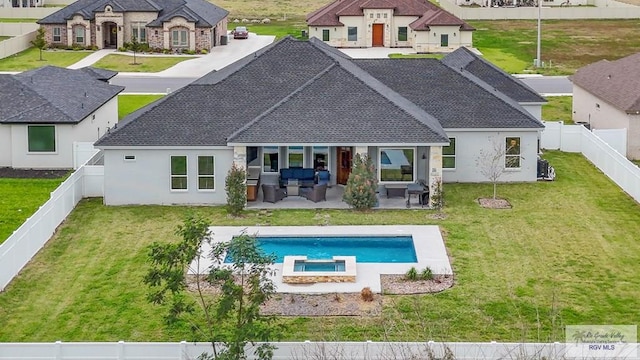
[294,260,346,272]
[225,236,417,263]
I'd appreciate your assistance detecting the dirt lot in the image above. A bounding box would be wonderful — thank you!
[0,167,70,179]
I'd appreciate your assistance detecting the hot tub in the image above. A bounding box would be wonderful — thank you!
[282,256,356,284]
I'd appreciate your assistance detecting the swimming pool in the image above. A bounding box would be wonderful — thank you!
[225,236,417,263]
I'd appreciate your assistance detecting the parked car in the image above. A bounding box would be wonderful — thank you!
[232,26,249,39]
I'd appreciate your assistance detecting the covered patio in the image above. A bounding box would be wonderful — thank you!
[246,185,430,210]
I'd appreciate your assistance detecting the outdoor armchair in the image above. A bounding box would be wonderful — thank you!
[262,184,286,203]
[301,184,327,203]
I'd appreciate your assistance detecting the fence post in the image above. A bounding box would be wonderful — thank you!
[55,340,62,360]
[117,340,125,360]
[180,340,187,360]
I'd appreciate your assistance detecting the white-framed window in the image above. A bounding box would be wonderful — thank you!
[440,34,449,47]
[505,137,521,168]
[27,125,56,153]
[171,28,188,48]
[170,155,188,190]
[288,146,304,168]
[263,146,279,173]
[322,29,329,41]
[379,148,415,182]
[442,138,456,169]
[247,146,260,167]
[313,146,329,171]
[53,27,61,42]
[131,22,146,42]
[74,26,85,44]
[198,156,215,190]
[347,27,357,41]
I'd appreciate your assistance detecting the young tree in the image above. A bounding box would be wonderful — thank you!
[342,153,378,210]
[476,137,520,199]
[144,214,281,360]
[225,163,247,216]
[30,27,46,61]
[130,35,143,65]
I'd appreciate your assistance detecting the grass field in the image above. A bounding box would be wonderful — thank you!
[0,151,639,342]
[0,47,91,71]
[93,54,197,73]
[542,96,573,124]
[470,20,640,74]
[239,20,308,39]
[0,36,9,42]
[0,178,67,245]
[118,94,165,120]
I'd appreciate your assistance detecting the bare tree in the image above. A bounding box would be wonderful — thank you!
[476,137,520,200]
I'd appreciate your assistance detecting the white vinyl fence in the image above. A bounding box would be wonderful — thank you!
[73,141,100,169]
[0,152,104,291]
[0,7,57,18]
[541,121,640,203]
[0,30,36,59]
[1,341,637,360]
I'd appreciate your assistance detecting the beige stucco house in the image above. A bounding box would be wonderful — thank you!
[306,0,474,53]
[570,52,640,160]
[37,0,228,52]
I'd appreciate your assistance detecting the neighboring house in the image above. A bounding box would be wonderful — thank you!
[36,0,228,52]
[570,52,640,160]
[306,0,474,53]
[95,37,544,206]
[0,66,123,169]
[1,0,45,7]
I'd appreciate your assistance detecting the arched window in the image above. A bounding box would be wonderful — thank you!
[73,25,85,45]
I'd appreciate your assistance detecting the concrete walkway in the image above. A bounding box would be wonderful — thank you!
[66,49,116,69]
[63,33,275,78]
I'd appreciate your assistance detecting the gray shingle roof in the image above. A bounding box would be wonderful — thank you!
[442,47,545,104]
[96,37,449,147]
[38,0,228,29]
[569,52,640,114]
[0,66,123,124]
[354,58,544,129]
[79,66,118,81]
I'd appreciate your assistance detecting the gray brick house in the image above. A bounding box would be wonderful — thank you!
[37,0,228,52]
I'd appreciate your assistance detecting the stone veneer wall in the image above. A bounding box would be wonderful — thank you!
[146,27,163,50]
[42,24,67,47]
[283,275,356,284]
[194,28,211,51]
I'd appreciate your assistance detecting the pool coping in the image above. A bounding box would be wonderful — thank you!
[190,225,452,294]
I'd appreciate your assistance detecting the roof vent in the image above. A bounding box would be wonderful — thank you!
[81,103,84,109]
[607,75,611,79]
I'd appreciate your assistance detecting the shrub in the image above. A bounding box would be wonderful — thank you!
[342,154,378,210]
[225,162,246,216]
[420,267,433,281]
[405,267,418,281]
[360,287,374,302]
[183,49,196,55]
[200,48,208,54]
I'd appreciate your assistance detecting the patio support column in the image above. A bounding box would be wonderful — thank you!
[233,146,247,171]
[428,146,443,208]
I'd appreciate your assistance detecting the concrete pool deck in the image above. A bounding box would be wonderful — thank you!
[190,226,452,294]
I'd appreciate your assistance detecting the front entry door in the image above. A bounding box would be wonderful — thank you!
[109,24,117,46]
[337,147,353,185]
[372,24,384,47]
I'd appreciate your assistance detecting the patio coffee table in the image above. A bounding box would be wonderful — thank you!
[286,180,299,196]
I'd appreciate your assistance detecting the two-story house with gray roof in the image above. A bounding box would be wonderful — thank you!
[306,0,474,53]
[0,66,123,169]
[37,0,228,52]
[94,37,544,206]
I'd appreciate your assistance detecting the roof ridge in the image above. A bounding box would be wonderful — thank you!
[14,74,76,122]
[446,48,544,103]
[335,59,448,140]
[227,62,337,142]
[451,66,543,127]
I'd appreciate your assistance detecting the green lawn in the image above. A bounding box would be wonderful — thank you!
[239,19,307,40]
[0,47,91,71]
[118,94,165,120]
[92,54,196,73]
[0,178,67,244]
[470,20,640,75]
[542,96,573,124]
[0,151,639,342]
[0,36,9,42]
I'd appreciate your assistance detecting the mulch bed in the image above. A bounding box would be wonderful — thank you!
[478,197,512,209]
[188,274,454,317]
[0,167,70,179]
